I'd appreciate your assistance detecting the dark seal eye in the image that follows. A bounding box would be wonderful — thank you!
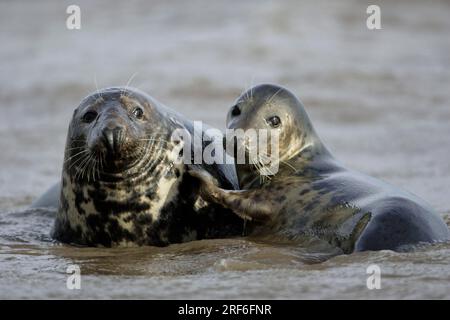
[132,106,144,119]
[267,115,281,128]
[82,111,98,123]
[231,105,241,116]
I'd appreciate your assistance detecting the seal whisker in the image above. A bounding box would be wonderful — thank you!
[75,153,93,181]
[280,160,296,172]
[138,138,170,144]
[124,72,139,91]
[94,73,102,100]
[143,133,169,140]
[68,151,91,170]
[92,159,97,182]
[259,157,277,179]
[91,157,99,182]
[145,140,174,155]
[250,75,255,100]
[243,144,276,182]
[91,156,98,181]
[266,87,284,105]
[90,156,97,181]
[86,155,95,182]
[83,155,93,182]
[256,145,301,174]
[97,155,102,180]
[84,153,96,182]
[98,151,105,176]
[86,158,92,182]
[73,157,86,180]
[77,154,89,181]
[65,146,86,151]
[65,148,85,155]
[64,149,90,163]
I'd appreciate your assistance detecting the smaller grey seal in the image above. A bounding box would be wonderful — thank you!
[45,87,244,247]
[190,84,450,253]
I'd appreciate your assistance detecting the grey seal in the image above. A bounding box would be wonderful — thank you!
[35,87,244,246]
[190,84,450,253]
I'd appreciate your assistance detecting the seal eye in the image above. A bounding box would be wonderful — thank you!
[267,116,281,128]
[132,107,144,119]
[231,105,241,116]
[82,111,98,123]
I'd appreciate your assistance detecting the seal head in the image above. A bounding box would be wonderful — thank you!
[225,83,330,188]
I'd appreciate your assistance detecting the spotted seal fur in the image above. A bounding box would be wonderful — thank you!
[41,87,244,247]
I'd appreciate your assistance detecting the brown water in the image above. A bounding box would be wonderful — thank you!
[1,0,450,299]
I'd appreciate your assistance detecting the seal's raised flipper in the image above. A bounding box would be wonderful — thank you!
[188,169,274,221]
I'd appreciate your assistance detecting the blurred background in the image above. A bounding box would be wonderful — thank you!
[0,0,450,299]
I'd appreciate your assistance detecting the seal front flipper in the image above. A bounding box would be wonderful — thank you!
[188,169,274,221]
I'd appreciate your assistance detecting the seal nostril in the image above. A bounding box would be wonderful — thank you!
[231,105,241,116]
[113,127,124,143]
[102,128,115,152]
[102,127,124,153]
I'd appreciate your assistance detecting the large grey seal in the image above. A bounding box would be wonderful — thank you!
[190,84,450,253]
[35,87,244,247]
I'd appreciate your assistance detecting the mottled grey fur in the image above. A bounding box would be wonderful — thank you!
[35,87,244,247]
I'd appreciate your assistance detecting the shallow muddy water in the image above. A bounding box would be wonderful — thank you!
[1,0,450,299]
